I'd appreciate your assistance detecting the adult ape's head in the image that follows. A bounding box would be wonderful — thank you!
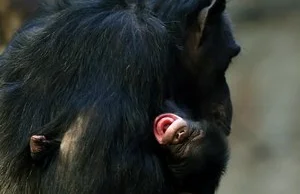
[151,0,241,193]
[151,0,241,140]
[153,0,240,73]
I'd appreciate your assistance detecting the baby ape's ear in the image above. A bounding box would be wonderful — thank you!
[29,135,60,161]
[30,135,49,159]
[153,113,189,145]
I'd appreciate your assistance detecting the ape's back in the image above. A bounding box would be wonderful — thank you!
[0,1,174,194]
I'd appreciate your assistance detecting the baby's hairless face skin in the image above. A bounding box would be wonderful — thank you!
[154,112,205,164]
[154,112,205,150]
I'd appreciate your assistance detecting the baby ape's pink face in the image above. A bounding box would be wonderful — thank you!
[154,114,189,145]
[153,114,205,158]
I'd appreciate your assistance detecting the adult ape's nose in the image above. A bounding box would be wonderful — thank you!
[229,43,241,58]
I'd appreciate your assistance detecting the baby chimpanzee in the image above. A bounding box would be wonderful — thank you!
[153,101,229,194]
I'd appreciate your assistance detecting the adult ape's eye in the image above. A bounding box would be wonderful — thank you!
[198,25,213,47]
[198,11,223,47]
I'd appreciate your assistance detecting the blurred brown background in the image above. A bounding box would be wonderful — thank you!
[222,1,300,194]
[0,0,37,48]
[0,1,300,194]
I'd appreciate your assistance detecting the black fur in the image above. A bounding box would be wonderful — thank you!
[0,0,240,194]
[153,0,240,193]
[162,101,229,194]
[0,1,174,193]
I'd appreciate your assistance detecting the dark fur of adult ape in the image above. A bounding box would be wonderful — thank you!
[0,0,240,194]
[0,0,174,193]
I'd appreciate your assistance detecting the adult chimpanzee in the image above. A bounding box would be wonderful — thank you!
[0,0,240,194]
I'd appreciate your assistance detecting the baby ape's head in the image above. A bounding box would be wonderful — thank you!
[154,112,229,194]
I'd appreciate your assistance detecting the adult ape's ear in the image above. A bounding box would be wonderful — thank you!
[185,0,225,55]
